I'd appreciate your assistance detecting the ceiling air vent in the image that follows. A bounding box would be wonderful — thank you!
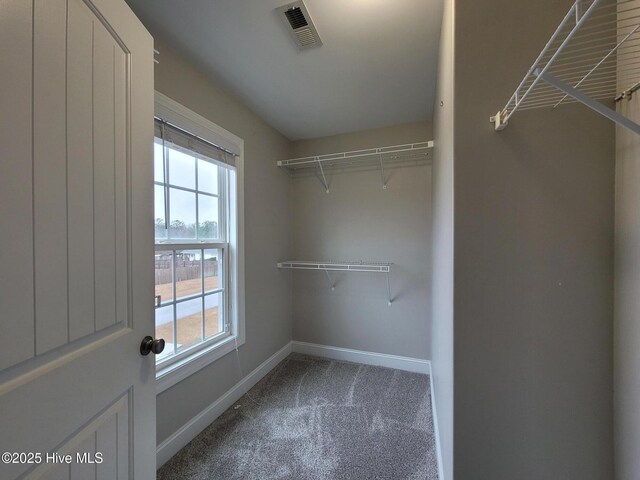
[276,1,322,50]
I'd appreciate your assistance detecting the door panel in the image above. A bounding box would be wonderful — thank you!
[67,0,96,343]
[0,0,35,370]
[26,394,129,480]
[0,0,154,477]
[33,0,69,355]
[93,18,118,333]
[115,47,129,328]
[1,337,137,479]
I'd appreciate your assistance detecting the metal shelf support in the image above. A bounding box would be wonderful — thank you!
[379,153,387,190]
[323,267,336,291]
[385,271,392,307]
[316,157,330,193]
[536,69,640,135]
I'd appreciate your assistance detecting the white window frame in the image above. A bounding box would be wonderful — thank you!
[154,92,245,394]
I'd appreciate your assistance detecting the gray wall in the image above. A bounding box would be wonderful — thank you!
[453,0,614,478]
[288,122,432,359]
[430,0,454,477]
[614,86,640,479]
[152,38,293,445]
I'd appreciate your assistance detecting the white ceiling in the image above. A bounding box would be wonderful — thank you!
[126,0,443,140]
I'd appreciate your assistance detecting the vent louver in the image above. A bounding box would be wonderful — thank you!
[284,7,308,29]
[276,1,322,50]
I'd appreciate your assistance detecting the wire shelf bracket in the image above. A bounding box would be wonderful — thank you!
[277,142,434,193]
[490,0,640,135]
[277,260,394,306]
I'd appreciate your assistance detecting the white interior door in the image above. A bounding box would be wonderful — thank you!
[0,0,155,478]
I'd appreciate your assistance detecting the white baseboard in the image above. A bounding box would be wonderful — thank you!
[156,341,292,468]
[429,368,445,480]
[291,341,431,375]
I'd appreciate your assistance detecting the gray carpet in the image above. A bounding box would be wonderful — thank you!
[157,353,438,480]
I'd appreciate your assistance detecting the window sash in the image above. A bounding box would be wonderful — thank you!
[154,243,229,369]
[154,138,229,244]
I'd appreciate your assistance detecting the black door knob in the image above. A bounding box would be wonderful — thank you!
[140,336,165,356]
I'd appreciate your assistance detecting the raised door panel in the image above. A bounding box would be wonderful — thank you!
[22,394,130,480]
[93,20,118,333]
[67,0,96,343]
[0,0,132,368]
[0,0,36,370]
[33,0,69,355]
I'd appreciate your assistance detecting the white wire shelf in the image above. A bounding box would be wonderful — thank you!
[491,0,640,135]
[277,142,433,171]
[277,260,392,272]
[277,260,394,305]
[277,142,433,192]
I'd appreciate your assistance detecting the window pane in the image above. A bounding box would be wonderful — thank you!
[155,305,174,360]
[154,141,165,183]
[198,195,219,240]
[205,292,224,338]
[176,298,203,351]
[204,249,221,293]
[154,185,167,240]
[155,251,174,304]
[198,159,218,194]
[175,250,202,300]
[169,188,196,239]
[168,147,196,189]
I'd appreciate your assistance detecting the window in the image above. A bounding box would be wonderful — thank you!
[154,93,244,392]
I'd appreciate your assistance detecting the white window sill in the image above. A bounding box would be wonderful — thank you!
[155,335,244,394]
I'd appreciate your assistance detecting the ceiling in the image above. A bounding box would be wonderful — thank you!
[125,0,443,140]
